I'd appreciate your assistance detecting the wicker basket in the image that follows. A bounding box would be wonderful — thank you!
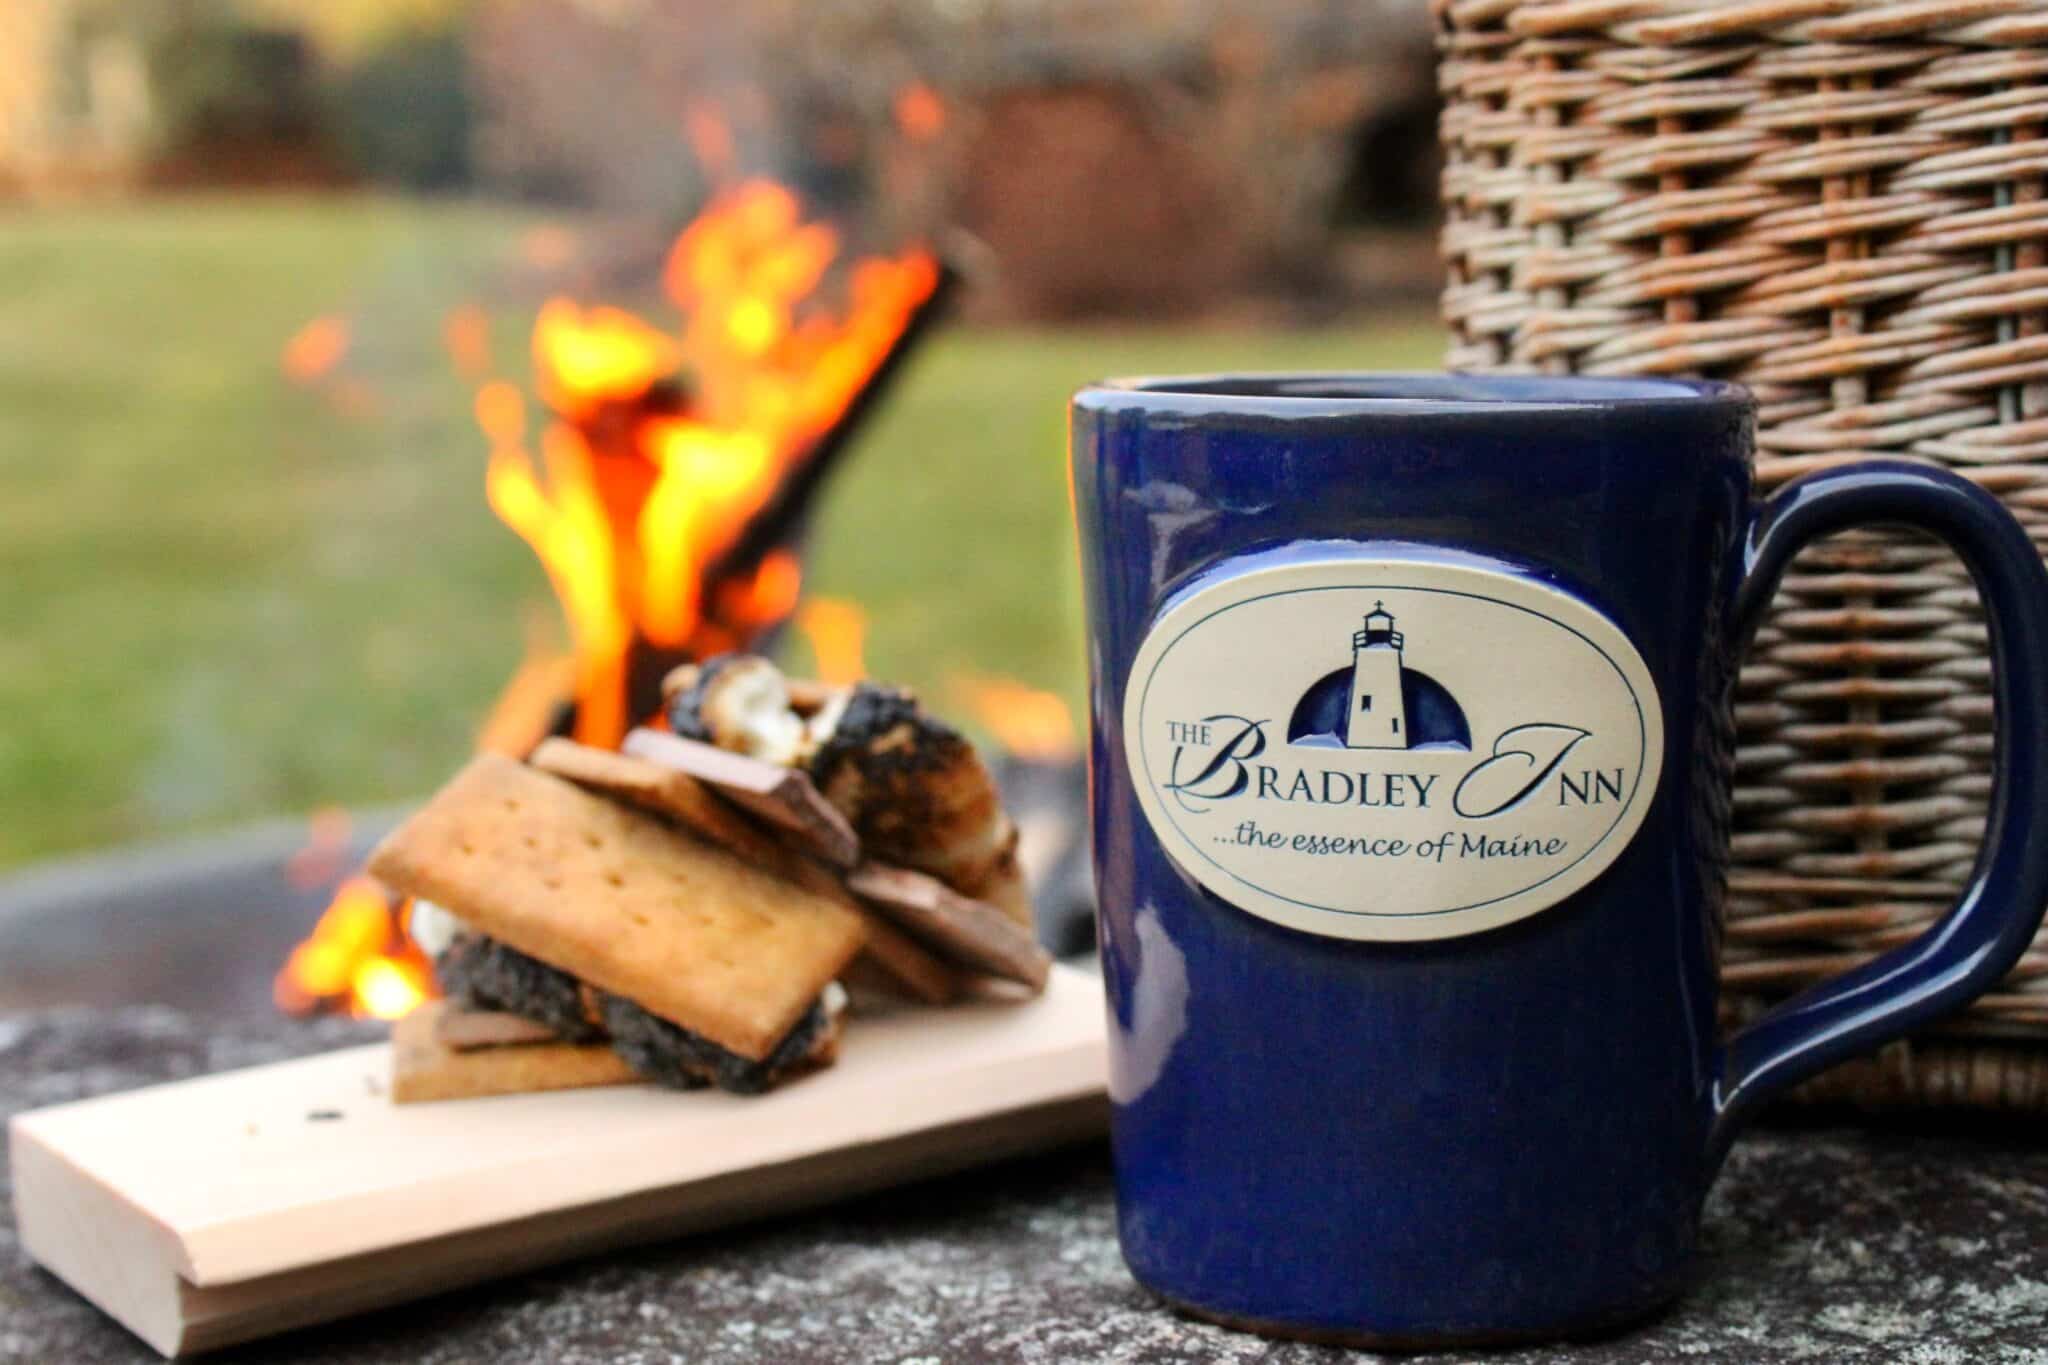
[1435,0,2048,1110]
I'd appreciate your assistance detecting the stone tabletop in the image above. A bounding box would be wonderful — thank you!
[6,1010,2048,1364]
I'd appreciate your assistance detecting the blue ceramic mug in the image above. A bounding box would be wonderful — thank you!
[1069,374,2048,1346]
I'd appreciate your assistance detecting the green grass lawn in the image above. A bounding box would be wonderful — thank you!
[0,194,1442,868]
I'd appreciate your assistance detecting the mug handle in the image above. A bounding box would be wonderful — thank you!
[1709,460,2048,1164]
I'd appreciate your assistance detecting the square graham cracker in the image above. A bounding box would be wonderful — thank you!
[369,755,865,1061]
[528,739,788,868]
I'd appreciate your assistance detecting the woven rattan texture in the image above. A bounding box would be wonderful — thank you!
[1437,0,2048,1105]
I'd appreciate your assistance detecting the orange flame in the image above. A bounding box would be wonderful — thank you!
[280,180,937,1019]
[282,316,350,384]
[482,179,938,747]
[895,83,946,142]
[719,548,804,632]
[532,301,680,415]
[476,610,580,757]
[274,875,433,1020]
[797,597,868,685]
[952,676,1079,761]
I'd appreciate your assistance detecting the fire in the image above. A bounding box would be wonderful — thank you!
[717,548,804,638]
[481,179,939,747]
[354,956,432,1021]
[895,83,946,142]
[281,315,349,383]
[274,875,432,1020]
[952,676,1079,761]
[797,597,868,685]
[531,302,680,413]
[280,178,940,1020]
[476,610,580,757]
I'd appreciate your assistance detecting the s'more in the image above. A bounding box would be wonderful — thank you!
[370,754,863,1094]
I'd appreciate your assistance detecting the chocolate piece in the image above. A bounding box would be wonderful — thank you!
[623,728,860,868]
[434,1006,567,1052]
[392,1001,640,1104]
[846,863,1051,992]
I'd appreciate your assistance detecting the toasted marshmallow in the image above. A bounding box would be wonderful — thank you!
[800,686,852,760]
[406,898,464,960]
[701,656,807,765]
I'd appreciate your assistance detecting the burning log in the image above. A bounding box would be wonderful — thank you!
[695,258,957,631]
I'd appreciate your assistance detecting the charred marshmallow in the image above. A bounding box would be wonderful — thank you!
[702,656,808,765]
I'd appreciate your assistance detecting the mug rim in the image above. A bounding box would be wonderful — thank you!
[1074,371,1753,420]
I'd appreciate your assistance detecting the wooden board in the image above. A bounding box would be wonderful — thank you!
[11,965,1108,1359]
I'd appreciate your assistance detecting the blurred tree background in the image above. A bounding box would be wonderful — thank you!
[0,0,1444,866]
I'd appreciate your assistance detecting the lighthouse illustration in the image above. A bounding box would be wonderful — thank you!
[1346,602,1409,749]
[1287,601,1469,751]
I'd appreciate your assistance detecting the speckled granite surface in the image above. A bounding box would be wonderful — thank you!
[7,1010,2048,1364]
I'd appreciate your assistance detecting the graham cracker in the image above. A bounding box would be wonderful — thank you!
[392,1002,638,1104]
[623,728,860,868]
[529,738,786,867]
[434,1006,563,1052]
[368,755,866,1061]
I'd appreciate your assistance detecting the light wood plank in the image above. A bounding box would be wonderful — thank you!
[11,965,1107,1358]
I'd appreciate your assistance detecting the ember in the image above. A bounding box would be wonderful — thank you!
[895,84,946,143]
[281,315,349,384]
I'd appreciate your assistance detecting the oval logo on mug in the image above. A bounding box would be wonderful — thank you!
[1122,557,1666,941]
